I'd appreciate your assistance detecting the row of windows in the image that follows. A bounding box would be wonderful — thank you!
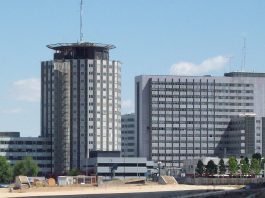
[151,81,252,87]
[151,88,253,93]
[152,153,212,157]
[121,143,135,146]
[121,137,135,140]
[0,141,51,145]
[7,156,51,160]
[152,102,253,106]
[97,163,146,167]
[152,147,215,150]
[0,149,52,152]
[151,127,239,131]
[121,118,135,122]
[151,95,252,100]
[152,121,232,125]
[152,99,253,105]
[121,130,135,134]
[121,124,135,128]
[121,149,135,152]
[152,92,253,98]
[152,108,253,112]
[152,140,218,144]
[151,114,237,119]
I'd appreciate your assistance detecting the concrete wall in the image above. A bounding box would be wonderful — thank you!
[185,177,265,185]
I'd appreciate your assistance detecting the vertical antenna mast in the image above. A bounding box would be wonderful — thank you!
[80,0,84,43]
[241,37,246,71]
[225,56,234,72]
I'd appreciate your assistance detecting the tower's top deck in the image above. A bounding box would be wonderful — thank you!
[47,42,116,60]
[47,42,115,50]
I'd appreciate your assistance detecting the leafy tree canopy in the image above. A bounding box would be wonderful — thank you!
[250,158,261,176]
[206,160,217,176]
[0,156,13,183]
[252,153,262,161]
[240,158,249,176]
[196,160,204,176]
[13,157,39,177]
[244,157,249,165]
[228,156,238,176]
[67,168,81,176]
[218,158,226,175]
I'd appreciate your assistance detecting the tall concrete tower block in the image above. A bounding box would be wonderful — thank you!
[41,42,121,174]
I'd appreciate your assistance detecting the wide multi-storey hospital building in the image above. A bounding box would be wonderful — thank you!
[136,72,265,168]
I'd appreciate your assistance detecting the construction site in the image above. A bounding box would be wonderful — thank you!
[0,175,244,198]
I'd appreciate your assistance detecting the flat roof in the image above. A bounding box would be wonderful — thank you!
[47,42,116,50]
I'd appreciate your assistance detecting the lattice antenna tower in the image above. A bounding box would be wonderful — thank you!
[80,0,84,43]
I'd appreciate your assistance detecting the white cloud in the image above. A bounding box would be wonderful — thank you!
[11,78,40,102]
[0,107,23,115]
[121,99,134,114]
[170,56,228,75]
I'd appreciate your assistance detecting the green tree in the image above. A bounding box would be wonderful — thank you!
[218,158,226,175]
[244,157,249,166]
[240,158,249,176]
[67,168,81,176]
[13,157,39,177]
[196,160,204,176]
[0,156,13,183]
[228,156,238,176]
[252,153,262,162]
[206,160,217,176]
[250,158,261,176]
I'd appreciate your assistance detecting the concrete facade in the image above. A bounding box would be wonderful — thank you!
[136,72,265,169]
[227,115,265,156]
[0,132,52,175]
[86,151,148,180]
[121,113,137,157]
[41,43,121,174]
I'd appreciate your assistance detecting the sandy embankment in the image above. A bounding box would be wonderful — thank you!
[0,183,241,198]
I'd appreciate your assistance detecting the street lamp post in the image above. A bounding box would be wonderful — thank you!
[262,158,265,177]
[158,161,162,177]
[193,162,195,179]
[261,157,265,177]
[86,158,87,176]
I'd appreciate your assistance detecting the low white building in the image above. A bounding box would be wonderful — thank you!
[86,151,155,180]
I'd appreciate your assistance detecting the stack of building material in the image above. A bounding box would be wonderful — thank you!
[47,178,56,186]
[124,178,145,184]
[158,176,178,185]
[15,176,31,189]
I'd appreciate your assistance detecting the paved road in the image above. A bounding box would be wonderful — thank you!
[12,190,221,198]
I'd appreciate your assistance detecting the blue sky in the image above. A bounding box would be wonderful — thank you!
[0,0,265,136]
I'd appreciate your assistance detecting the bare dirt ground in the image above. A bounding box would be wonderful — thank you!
[0,182,241,198]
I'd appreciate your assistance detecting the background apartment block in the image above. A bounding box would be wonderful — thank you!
[121,113,137,157]
[0,132,52,175]
[136,72,265,169]
[41,42,121,174]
